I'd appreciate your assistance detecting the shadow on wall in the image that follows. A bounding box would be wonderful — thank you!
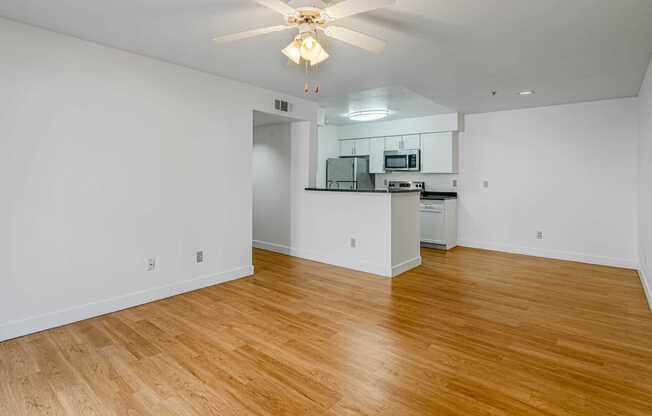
[252,111,295,254]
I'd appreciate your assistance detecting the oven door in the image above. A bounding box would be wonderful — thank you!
[384,152,409,170]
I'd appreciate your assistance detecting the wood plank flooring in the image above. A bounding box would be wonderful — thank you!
[1,247,651,415]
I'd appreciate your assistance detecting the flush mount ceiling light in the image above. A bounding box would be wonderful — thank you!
[519,90,535,95]
[348,109,390,122]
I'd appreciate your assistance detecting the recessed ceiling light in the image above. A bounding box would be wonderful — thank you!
[348,110,390,122]
[519,90,535,95]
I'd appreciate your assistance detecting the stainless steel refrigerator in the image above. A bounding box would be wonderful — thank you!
[326,157,375,190]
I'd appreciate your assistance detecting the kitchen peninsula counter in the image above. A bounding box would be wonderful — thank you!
[292,188,421,278]
[304,187,422,194]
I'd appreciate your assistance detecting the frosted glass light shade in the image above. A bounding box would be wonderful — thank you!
[348,110,390,121]
[282,39,302,64]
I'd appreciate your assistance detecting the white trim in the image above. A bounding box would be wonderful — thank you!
[392,257,422,277]
[458,240,638,269]
[253,243,422,279]
[253,240,291,255]
[639,267,652,312]
[0,265,254,342]
[288,247,392,277]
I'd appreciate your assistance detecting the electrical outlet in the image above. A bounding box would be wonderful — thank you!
[483,180,489,188]
[536,231,543,240]
[146,258,156,271]
[196,250,203,263]
[452,179,457,187]
[350,238,356,248]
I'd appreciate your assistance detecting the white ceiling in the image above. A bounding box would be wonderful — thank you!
[1,0,651,115]
[321,86,453,125]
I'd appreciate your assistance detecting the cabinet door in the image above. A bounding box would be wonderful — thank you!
[420,205,446,244]
[354,138,370,156]
[385,136,401,151]
[402,134,421,150]
[369,138,385,173]
[339,140,355,157]
[421,132,459,173]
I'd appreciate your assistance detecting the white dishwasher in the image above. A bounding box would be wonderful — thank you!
[420,198,457,250]
[420,202,445,245]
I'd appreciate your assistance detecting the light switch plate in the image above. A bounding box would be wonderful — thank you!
[452,179,457,187]
[146,258,156,271]
[536,231,543,240]
[483,180,489,188]
[196,250,203,263]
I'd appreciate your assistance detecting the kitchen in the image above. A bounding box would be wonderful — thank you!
[315,112,462,252]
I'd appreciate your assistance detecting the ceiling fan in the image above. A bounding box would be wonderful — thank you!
[213,0,396,66]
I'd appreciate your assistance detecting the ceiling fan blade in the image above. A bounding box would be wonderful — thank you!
[254,0,297,16]
[321,26,387,53]
[325,0,396,20]
[213,25,294,44]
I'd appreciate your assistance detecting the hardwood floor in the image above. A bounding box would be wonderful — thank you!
[1,247,651,415]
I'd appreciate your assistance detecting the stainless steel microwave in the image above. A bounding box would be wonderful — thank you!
[384,149,420,171]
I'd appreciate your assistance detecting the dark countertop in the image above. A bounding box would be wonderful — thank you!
[421,191,458,200]
[305,188,422,194]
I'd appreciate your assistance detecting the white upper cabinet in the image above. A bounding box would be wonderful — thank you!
[354,138,370,156]
[402,135,421,150]
[385,135,420,150]
[384,136,401,151]
[369,138,385,173]
[340,140,356,156]
[421,132,459,174]
[340,139,370,156]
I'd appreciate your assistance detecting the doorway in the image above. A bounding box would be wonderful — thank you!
[251,110,299,255]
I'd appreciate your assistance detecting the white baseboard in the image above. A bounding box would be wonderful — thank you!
[458,240,638,269]
[253,240,422,279]
[0,265,254,342]
[392,257,422,277]
[639,267,652,312]
[253,240,291,255]
[289,246,392,277]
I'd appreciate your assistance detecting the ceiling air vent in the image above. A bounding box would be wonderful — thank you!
[274,99,292,113]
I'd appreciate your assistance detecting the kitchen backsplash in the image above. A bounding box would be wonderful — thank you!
[375,172,459,192]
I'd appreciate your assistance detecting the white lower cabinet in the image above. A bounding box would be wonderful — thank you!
[420,199,457,249]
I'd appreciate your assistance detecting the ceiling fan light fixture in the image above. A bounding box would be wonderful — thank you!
[282,39,302,64]
[310,49,329,65]
[348,109,390,122]
[300,34,323,61]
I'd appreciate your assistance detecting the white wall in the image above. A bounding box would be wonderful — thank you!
[459,98,639,268]
[0,18,318,341]
[321,98,640,269]
[638,56,652,308]
[253,123,292,252]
